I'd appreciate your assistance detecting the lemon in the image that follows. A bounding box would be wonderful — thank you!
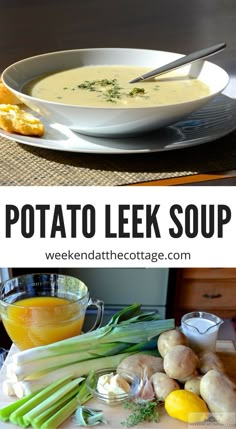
[165,389,208,423]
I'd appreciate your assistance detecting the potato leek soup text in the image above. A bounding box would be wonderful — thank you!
[5,204,231,238]
[24,65,210,107]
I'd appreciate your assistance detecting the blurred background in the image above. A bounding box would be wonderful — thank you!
[1,0,236,100]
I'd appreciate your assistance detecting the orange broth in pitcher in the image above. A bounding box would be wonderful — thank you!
[2,296,84,350]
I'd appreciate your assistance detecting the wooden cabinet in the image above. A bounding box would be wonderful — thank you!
[169,268,236,324]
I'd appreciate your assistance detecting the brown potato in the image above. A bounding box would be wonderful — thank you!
[164,345,199,380]
[157,329,189,358]
[200,369,236,425]
[117,354,163,378]
[198,351,225,374]
[151,372,179,400]
[177,369,199,384]
[184,375,203,396]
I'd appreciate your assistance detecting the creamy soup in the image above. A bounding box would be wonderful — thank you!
[24,65,210,107]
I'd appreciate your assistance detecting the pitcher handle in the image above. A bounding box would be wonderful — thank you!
[86,298,104,332]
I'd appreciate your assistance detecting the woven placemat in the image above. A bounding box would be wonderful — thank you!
[1,131,236,186]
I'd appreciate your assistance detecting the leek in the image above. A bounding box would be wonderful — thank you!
[9,352,137,386]
[10,342,129,382]
[13,379,60,399]
[2,379,16,396]
[13,303,167,365]
[6,304,174,401]
[10,305,174,386]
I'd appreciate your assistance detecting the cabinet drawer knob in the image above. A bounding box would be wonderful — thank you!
[202,293,222,299]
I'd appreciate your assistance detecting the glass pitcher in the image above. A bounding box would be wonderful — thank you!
[0,273,104,350]
[181,311,223,353]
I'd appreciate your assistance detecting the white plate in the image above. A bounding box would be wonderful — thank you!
[0,95,236,154]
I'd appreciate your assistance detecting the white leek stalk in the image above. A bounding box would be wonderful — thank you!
[2,380,15,397]
[7,352,133,384]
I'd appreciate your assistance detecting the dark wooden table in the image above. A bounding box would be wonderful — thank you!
[1,0,236,185]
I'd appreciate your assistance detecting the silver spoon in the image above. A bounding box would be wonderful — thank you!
[130,42,226,83]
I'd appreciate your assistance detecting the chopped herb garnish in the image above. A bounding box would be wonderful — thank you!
[78,81,97,91]
[78,79,123,103]
[99,78,117,86]
[73,79,149,103]
[103,85,122,102]
[129,87,146,97]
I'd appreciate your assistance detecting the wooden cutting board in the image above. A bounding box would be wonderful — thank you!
[0,341,235,429]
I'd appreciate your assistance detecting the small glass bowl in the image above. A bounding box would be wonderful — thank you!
[86,367,141,406]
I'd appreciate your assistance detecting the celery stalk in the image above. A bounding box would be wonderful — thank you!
[30,386,81,429]
[40,396,81,429]
[9,376,72,426]
[38,380,92,429]
[76,378,92,404]
[23,377,84,425]
[0,393,35,422]
[31,380,92,429]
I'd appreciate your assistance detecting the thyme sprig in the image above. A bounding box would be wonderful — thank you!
[121,400,160,427]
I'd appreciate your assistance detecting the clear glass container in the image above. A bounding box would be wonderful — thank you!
[0,273,104,350]
[86,368,141,406]
[181,311,223,353]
